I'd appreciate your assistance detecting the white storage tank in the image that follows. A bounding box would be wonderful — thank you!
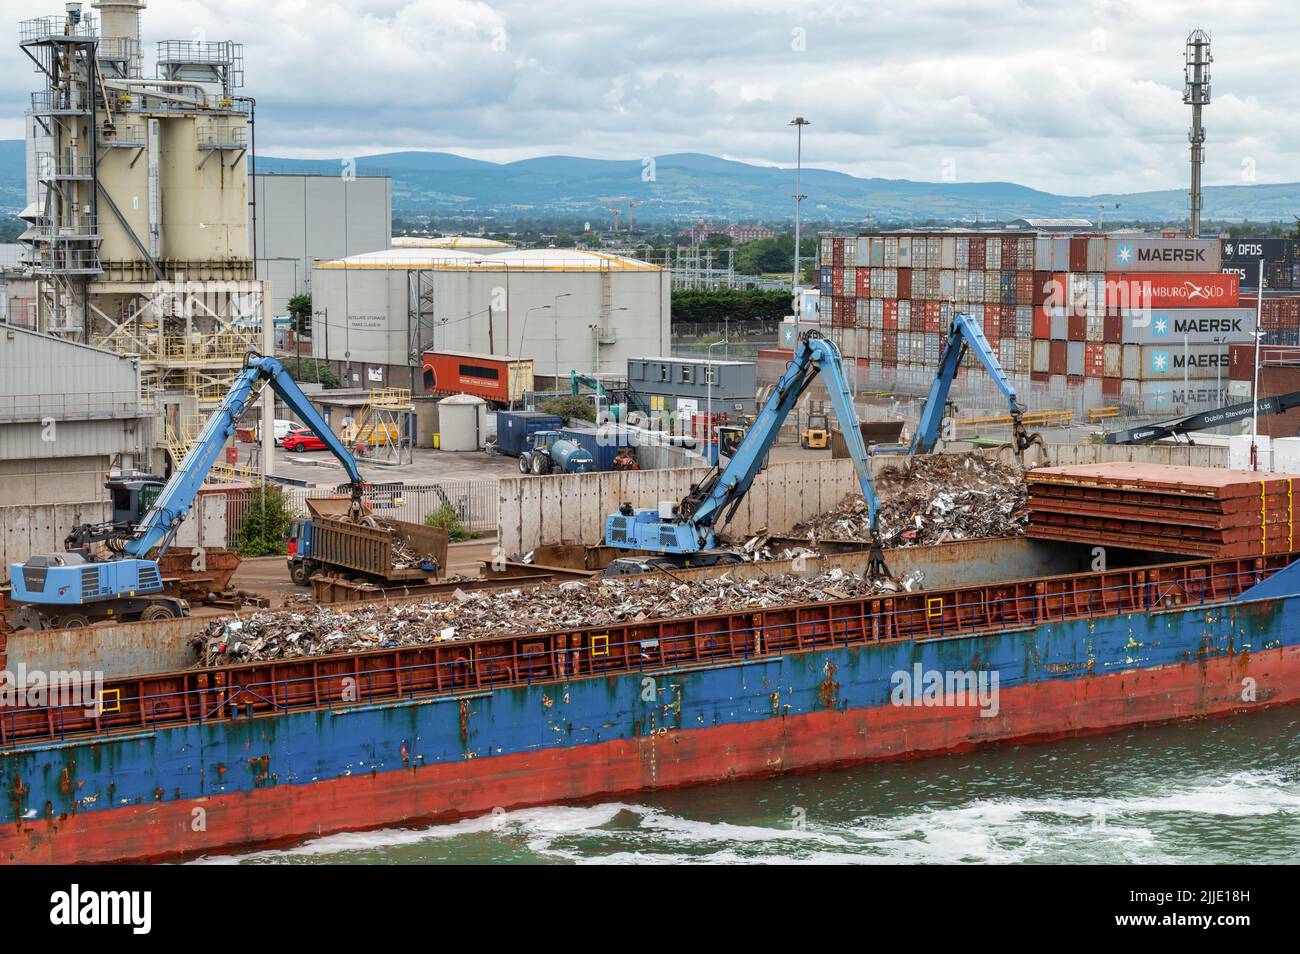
[437,393,488,451]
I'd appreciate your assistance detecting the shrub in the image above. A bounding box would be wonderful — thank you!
[237,485,297,557]
[424,503,477,542]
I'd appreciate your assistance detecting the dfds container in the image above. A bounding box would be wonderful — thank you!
[495,410,564,457]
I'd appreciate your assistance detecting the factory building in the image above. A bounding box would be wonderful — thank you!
[310,247,671,391]
[0,324,151,565]
[16,1,268,465]
[252,172,392,315]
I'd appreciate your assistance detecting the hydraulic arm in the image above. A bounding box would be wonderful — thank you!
[604,331,885,569]
[910,312,1042,459]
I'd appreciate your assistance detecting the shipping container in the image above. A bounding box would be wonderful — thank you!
[1120,343,1232,381]
[1066,340,1085,376]
[1120,379,1232,415]
[494,409,565,456]
[559,424,640,472]
[1068,237,1089,273]
[422,351,534,405]
[1117,307,1256,345]
[1103,342,1122,378]
[1107,238,1221,272]
[1050,309,1068,341]
[1106,272,1240,310]
[820,237,834,267]
[898,268,912,299]
[1227,343,1300,380]
[1049,340,1068,375]
[897,237,912,269]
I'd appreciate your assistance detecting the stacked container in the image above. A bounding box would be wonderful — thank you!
[815,231,1252,414]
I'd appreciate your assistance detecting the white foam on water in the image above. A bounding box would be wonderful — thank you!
[194,769,1300,864]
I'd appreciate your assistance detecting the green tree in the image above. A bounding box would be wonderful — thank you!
[237,485,296,557]
[670,289,794,323]
[552,232,577,248]
[281,356,340,389]
[287,293,312,335]
[540,394,597,423]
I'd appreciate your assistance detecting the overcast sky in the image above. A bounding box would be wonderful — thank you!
[2,0,1295,195]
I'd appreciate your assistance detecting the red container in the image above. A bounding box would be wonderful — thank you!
[856,267,871,298]
[1031,371,1050,383]
[421,350,528,403]
[1106,272,1240,309]
[832,239,844,266]
[1084,342,1105,376]
[1067,314,1087,341]
[1016,272,1033,304]
[1068,237,1088,273]
[1103,314,1121,344]
[832,267,844,291]
[1228,343,1300,380]
[968,237,985,269]
[1049,340,1068,374]
[1002,236,1018,265]
[1101,377,1122,397]
[925,302,942,333]
[883,299,898,322]
[897,268,912,299]
[1032,271,1052,306]
[1032,305,1052,339]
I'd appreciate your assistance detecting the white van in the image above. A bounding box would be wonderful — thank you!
[254,419,297,445]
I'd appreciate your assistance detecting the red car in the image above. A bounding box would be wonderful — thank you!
[281,427,327,452]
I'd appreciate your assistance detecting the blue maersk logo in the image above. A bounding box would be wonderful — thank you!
[1150,350,1169,373]
[1151,313,1169,336]
[1116,243,1134,265]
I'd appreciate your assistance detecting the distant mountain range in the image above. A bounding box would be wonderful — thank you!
[3,141,1298,225]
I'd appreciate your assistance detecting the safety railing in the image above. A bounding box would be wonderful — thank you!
[0,554,1287,748]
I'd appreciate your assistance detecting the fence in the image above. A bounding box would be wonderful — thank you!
[226,479,499,544]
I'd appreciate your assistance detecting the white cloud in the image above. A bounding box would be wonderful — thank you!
[0,0,1295,194]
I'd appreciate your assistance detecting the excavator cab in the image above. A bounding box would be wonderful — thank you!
[801,412,830,450]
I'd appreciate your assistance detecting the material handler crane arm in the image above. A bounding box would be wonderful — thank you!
[605,331,883,565]
[1104,390,1300,444]
[910,312,1040,457]
[124,353,365,557]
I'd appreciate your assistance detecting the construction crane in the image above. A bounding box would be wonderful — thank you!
[627,199,643,232]
[604,330,886,574]
[1104,391,1300,444]
[605,208,623,232]
[8,353,366,630]
[911,312,1043,460]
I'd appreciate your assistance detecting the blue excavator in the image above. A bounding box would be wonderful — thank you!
[602,317,1037,575]
[910,312,1043,459]
[604,330,888,574]
[8,353,366,630]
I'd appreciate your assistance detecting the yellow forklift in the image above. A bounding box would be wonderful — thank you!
[800,411,830,449]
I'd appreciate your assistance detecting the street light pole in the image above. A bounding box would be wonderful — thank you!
[1251,258,1264,470]
[553,292,573,388]
[707,338,728,463]
[514,304,551,410]
[789,116,810,292]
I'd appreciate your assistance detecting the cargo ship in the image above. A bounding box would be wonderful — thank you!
[3,532,1299,865]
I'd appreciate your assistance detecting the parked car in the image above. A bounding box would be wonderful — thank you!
[282,427,328,452]
[253,419,297,445]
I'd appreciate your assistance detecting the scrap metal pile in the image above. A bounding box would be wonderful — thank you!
[191,568,922,666]
[791,452,1028,547]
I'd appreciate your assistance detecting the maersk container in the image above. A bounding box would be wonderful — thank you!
[495,410,564,457]
[1118,307,1255,346]
[1121,343,1231,381]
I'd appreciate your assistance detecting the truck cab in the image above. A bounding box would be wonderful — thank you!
[285,517,317,586]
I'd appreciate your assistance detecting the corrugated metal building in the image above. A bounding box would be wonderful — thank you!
[0,325,152,566]
[310,247,671,391]
[627,356,758,416]
[0,325,150,499]
[252,173,393,316]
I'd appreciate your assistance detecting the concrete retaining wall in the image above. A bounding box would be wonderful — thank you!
[498,458,860,556]
[1038,443,1228,468]
[499,442,1235,554]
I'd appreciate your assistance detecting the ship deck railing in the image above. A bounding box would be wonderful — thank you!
[0,555,1290,749]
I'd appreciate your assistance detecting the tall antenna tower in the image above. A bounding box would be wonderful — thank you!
[1183,29,1212,237]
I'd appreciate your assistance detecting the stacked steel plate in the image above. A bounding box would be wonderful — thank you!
[1025,462,1298,558]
